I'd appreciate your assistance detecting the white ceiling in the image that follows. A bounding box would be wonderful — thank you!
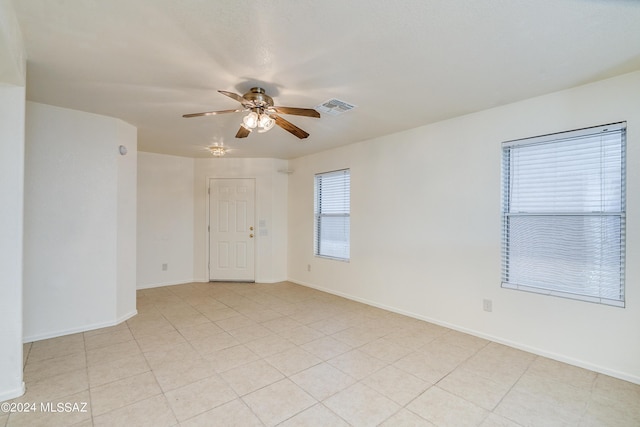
[12,0,640,159]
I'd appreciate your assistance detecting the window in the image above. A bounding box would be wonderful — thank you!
[315,169,350,260]
[501,122,626,306]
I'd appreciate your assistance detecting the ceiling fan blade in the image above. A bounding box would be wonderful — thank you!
[235,125,251,138]
[273,115,310,139]
[218,90,254,107]
[271,106,320,118]
[183,109,244,118]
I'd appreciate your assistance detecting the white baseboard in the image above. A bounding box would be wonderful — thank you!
[0,382,25,403]
[23,310,137,343]
[137,279,197,289]
[115,309,138,324]
[138,277,288,288]
[289,277,640,385]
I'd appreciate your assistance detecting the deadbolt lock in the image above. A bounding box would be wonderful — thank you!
[250,226,254,231]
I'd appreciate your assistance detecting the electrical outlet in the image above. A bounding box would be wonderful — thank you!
[162,263,168,271]
[307,264,311,272]
[483,299,492,312]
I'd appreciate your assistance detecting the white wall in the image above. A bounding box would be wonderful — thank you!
[116,123,138,318]
[0,0,25,402]
[137,152,195,289]
[0,0,25,86]
[23,102,137,342]
[0,86,25,402]
[288,71,640,384]
[194,158,289,283]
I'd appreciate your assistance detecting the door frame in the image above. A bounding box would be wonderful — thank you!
[206,177,257,282]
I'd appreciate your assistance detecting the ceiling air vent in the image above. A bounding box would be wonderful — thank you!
[315,99,357,116]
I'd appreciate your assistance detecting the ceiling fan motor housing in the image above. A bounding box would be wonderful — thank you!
[244,87,274,107]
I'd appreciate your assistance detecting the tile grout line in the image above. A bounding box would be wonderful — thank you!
[80,328,94,427]
[486,354,538,426]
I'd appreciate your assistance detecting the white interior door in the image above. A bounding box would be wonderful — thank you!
[209,178,255,282]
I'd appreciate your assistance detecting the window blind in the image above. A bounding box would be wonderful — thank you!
[501,122,626,306]
[315,169,350,260]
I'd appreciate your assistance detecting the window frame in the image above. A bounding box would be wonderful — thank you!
[314,168,351,261]
[501,122,626,307]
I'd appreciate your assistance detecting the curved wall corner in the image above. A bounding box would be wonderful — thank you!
[23,102,137,342]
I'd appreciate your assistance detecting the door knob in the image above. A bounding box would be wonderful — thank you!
[249,234,254,238]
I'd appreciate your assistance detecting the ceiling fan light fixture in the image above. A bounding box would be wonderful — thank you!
[242,111,259,129]
[257,113,275,133]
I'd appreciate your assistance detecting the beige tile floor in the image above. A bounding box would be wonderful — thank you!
[4,281,640,427]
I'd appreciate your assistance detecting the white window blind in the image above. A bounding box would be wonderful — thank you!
[501,122,626,307]
[315,169,350,260]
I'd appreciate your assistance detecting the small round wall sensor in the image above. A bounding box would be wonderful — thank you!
[119,145,128,155]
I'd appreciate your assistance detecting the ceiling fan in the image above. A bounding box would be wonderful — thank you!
[183,87,320,139]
